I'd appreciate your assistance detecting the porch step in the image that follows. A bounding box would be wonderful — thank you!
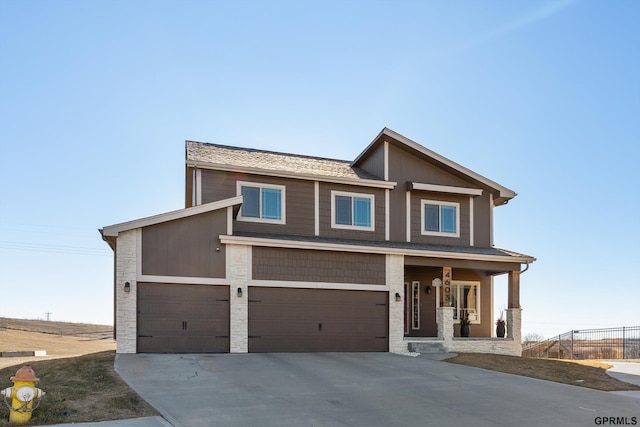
[408,341,448,354]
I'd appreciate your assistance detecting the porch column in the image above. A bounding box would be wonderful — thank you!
[437,306,454,341]
[507,308,522,343]
[228,244,249,353]
[507,270,522,345]
[507,270,521,309]
[387,254,406,353]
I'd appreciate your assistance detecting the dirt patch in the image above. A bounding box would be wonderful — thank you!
[447,353,640,391]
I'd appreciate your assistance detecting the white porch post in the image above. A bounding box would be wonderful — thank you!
[387,254,406,353]
[228,244,249,353]
[437,306,454,342]
[507,308,522,343]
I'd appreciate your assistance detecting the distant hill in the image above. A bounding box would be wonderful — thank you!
[0,317,112,340]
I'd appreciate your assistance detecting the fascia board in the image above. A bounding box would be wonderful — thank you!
[186,160,397,189]
[219,235,536,264]
[102,195,243,237]
[353,128,516,200]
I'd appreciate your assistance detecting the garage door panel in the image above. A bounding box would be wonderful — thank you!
[137,283,229,353]
[249,287,388,352]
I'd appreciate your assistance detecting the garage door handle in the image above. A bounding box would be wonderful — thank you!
[182,321,187,330]
[318,323,323,332]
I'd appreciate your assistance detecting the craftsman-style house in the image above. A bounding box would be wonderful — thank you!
[100,128,535,355]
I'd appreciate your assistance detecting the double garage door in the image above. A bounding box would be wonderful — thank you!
[137,283,388,353]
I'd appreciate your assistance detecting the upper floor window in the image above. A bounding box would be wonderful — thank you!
[237,181,285,224]
[331,190,374,231]
[421,200,459,237]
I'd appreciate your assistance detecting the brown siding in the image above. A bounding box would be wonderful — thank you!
[319,183,386,241]
[385,140,495,246]
[141,210,227,278]
[356,143,384,179]
[473,193,492,247]
[387,141,473,188]
[410,192,470,246]
[201,169,237,203]
[201,169,315,237]
[185,167,193,208]
[252,247,385,285]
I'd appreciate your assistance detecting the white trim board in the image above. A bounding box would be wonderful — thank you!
[137,275,230,286]
[411,182,483,197]
[249,280,389,292]
[219,235,536,264]
[186,160,397,190]
[102,195,243,236]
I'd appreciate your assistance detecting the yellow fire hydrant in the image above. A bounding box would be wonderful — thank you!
[1,365,45,424]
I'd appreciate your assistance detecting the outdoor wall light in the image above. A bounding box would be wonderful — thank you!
[124,282,131,293]
[395,292,401,302]
[237,287,243,297]
[425,285,432,294]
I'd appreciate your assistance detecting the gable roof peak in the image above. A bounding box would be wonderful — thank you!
[352,127,517,205]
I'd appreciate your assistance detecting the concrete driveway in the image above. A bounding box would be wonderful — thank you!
[114,353,640,427]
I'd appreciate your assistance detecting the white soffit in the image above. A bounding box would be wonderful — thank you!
[411,182,483,196]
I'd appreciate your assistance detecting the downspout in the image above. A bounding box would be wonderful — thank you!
[520,261,530,275]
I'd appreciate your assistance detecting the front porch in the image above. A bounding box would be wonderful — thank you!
[404,307,522,356]
[397,259,524,356]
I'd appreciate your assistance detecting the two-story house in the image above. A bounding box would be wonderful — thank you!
[100,128,535,356]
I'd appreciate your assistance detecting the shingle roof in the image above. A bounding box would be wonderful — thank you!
[233,231,536,262]
[186,141,380,180]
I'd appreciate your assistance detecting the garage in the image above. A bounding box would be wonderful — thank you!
[137,283,230,353]
[248,287,388,352]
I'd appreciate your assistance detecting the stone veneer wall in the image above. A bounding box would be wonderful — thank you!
[432,306,521,356]
[228,244,249,353]
[115,229,137,354]
[388,254,407,353]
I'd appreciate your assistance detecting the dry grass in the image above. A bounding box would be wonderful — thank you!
[0,351,158,426]
[447,353,640,391]
[0,318,156,425]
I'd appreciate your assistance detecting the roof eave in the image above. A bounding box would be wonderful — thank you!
[185,160,397,189]
[101,195,243,237]
[353,128,517,202]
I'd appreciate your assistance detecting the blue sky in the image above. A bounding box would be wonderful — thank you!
[1,0,638,339]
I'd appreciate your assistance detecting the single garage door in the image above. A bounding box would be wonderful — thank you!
[248,287,388,352]
[137,283,230,353]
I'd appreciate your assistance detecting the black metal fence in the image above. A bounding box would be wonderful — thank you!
[522,326,640,360]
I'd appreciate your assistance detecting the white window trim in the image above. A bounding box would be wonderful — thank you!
[330,190,375,231]
[236,181,286,225]
[420,199,460,238]
[452,280,481,325]
[411,281,420,330]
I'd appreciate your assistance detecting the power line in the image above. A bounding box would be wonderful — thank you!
[0,241,111,256]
